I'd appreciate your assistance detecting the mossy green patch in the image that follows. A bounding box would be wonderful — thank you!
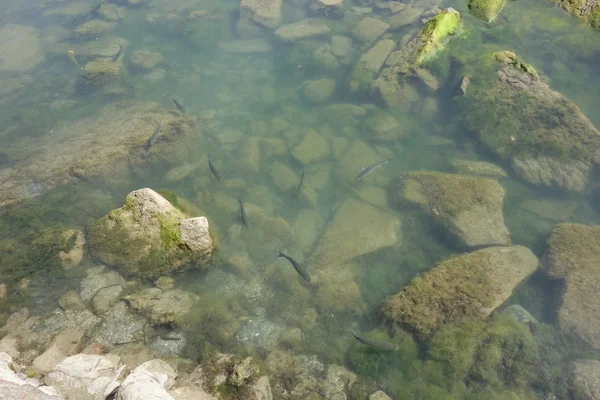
[416,9,461,64]
[158,215,181,249]
[469,0,505,22]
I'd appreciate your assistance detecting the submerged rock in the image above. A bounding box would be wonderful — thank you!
[239,0,282,30]
[393,171,510,249]
[449,159,507,179]
[461,51,600,192]
[383,245,539,340]
[351,17,390,43]
[544,224,600,349]
[92,302,146,349]
[124,288,198,325]
[292,129,330,164]
[551,0,600,28]
[468,0,505,22]
[572,359,600,398]
[0,24,44,73]
[80,60,122,92]
[274,19,331,42]
[348,39,396,91]
[72,20,117,40]
[218,39,273,53]
[130,50,164,70]
[303,79,336,103]
[372,8,460,107]
[87,188,214,280]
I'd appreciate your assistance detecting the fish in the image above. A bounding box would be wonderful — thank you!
[296,165,306,196]
[239,198,249,227]
[172,98,186,113]
[351,331,399,351]
[111,44,123,61]
[357,158,391,180]
[145,121,162,150]
[278,251,311,282]
[208,153,221,180]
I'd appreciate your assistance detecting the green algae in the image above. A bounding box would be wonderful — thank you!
[469,0,505,22]
[416,9,461,65]
[158,214,182,249]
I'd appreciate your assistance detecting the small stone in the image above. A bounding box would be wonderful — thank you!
[58,290,86,312]
[351,17,389,43]
[304,79,336,103]
[130,50,164,70]
[292,129,330,165]
[270,161,298,191]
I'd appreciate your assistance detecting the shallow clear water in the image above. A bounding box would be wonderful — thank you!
[1,0,600,398]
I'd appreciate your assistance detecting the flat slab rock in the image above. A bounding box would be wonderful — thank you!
[383,245,539,340]
[544,223,600,349]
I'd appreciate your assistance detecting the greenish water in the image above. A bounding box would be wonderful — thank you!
[1,0,600,398]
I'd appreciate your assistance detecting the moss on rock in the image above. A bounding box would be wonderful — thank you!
[468,0,505,22]
[416,8,461,65]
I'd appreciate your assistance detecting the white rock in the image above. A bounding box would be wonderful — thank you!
[0,352,62,399]
[180,217,212,253]
[116,359,177,400]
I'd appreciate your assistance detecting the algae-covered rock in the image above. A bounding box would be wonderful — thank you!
[383,245,539,340]
[304,78,336,103]
[543,224,600,349]
[415,8,461,64]
[392,171,510,249]
[461,51,600,192]
[449,159,508,179]
[551,0,600,28]
[371,8,460,107]
[87,188,214,280]
[80,60,122,90]
[468,0,505,22]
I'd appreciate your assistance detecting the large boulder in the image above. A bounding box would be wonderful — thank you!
[543,224,600,349]
[392,171,510,249]
[461,51,600,192]
[87,188,214,280]
[383,245,539,340]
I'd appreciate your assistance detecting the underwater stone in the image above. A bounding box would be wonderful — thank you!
[32,328,84,374]
[303,78,336,103]
[58,291,86,312]
[58,230,86,270]
[449,159,508,179]
[462,51,600,192]
[502,304,539,325]
[236,138,261,174]
[239,0,282,29]
[124,288,198,326]
[383,245,539,341]
[388,7,424,29]
[87,188,214,280]
[91,285,123,315]
[544,224,600,349]
[228,357,260,386]
[468,0,505,22]
[130,50,164,70]
[292,129,330,164]
[269,161,298,192]
[348,39,396,91]
[572,360,600,398]
[393,171,510,249]
[0,24,44,73]
[335,140,380,181]
[80,270,125,303]
[313,46,339,71]
[330,35,352,58]
[351,17,390,43]
[26,309,101,350]
[94,3,123,22]
[72,20,117,40]
[218,39,273,53]
[370,391,392,400]
[274,19,331,42]
[414,8,460,64]
[362,109,403,141]
[92,302,145,350]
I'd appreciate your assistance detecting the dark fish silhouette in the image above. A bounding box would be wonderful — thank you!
[357,158,391,180]
[278,251,311,282]
[208,153,221,180]
[296,165,306,196]
[239,198,249,227]
[145,121,162,150]
[172,98,186,113]
[352,331,399,351]
[111,44,123,61]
